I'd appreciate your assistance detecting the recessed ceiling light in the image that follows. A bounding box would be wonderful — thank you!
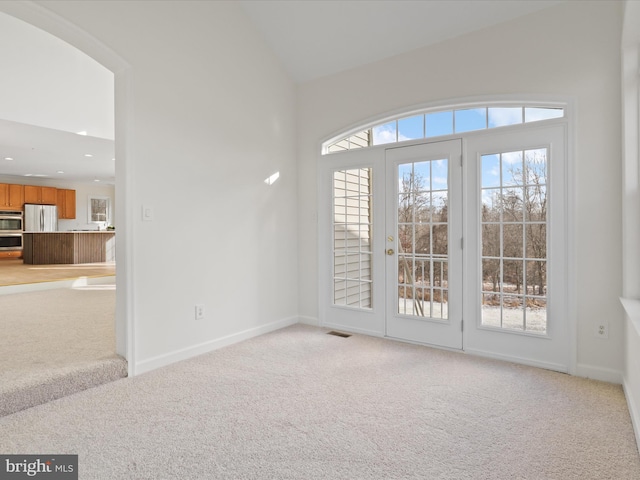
[4,157,13,161]
[84,154,93,158]
[112,158,116,161]
[24,173,33,177]
[77,131,87,136]
[57,171,64,174]
[94,179,100,182]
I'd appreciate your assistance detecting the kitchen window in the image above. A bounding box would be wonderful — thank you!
[88,196,111,224]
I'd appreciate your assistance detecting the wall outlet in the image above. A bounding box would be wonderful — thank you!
[595,322,609,339]
[195,304,205,320]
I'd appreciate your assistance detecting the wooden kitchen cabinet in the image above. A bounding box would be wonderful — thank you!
[24,185,57,205]
[0,250,22,259]
[57,189,76,219]
[0,183,24,210]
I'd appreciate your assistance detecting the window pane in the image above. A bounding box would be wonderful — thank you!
[482,190,501,221]
[525,297,546,333]
[332,167,372,309]
[415,224,430,254]
[502,295,524,330]
[488,107,523,127]
[481,154,500,188]
[524,107,563,122]
[398,115,425,141]
[482,224,500,257]
[372,121,397,145]
[525,148,547,185]
[425,111,453,137]
[431,159,448,190]
[413,161,430,190]
[502,151,523,186]
[525,224,546,258]
[503,224,523,258]
[454,108,487,133]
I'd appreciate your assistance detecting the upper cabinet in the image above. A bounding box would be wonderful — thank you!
[25,185,57,205]
[0,184,25,210]
[57,189,76,219]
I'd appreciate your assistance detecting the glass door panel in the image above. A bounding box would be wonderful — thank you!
[480,148,548,334]
[396,159,450,320]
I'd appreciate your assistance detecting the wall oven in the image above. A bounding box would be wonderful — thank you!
[0,211,23,251]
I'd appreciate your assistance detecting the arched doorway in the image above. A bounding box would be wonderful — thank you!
[0,1,134,374]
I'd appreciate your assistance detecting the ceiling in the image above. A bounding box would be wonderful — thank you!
[0,11,114,186]
[1,1,565,185]
[0,119,115,184]
[238,0,566,83]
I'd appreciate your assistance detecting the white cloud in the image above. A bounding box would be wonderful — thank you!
[488,108,523,128]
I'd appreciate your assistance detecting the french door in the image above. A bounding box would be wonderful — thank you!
[385,140,463,349]
[319,123,569,371]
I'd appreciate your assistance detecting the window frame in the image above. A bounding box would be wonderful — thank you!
[88,195,112,225]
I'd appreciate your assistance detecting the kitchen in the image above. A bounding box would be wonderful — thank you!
[0,182,115,269]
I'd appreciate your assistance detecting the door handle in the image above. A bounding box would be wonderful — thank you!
[386,249,394,255]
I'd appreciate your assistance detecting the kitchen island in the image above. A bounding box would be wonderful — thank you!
[22,231,115,265]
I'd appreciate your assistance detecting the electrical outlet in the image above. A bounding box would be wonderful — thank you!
[195,304,205,320]
[595,322,609,339]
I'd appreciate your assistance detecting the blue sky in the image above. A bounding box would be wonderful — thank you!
[372,107,562,146]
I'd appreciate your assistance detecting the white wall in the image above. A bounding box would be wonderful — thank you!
[8,0,298,372]
[297,1,624,379]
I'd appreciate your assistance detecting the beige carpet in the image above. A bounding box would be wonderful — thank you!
[0,280,127,416]
[1,324,638,479]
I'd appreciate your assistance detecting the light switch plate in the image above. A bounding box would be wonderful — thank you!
[142,205,153,222]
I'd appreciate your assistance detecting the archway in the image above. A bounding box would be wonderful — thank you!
[0,0,134,374]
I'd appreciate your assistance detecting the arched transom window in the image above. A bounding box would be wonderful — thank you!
[323,105,564,154]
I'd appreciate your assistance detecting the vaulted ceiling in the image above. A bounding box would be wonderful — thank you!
[0,1,566,184]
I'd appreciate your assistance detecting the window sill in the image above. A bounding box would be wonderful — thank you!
[621,297,640,337]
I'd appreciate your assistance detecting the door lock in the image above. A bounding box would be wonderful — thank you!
[386,249,395,255]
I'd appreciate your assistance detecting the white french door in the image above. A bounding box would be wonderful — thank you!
[385,140,463,349]
[319,123,569,371]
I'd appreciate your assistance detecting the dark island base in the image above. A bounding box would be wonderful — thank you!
[22,232,115,265]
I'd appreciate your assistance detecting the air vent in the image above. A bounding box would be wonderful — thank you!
[327,331,351,338]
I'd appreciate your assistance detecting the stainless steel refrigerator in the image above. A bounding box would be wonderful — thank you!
[24,204,58,232]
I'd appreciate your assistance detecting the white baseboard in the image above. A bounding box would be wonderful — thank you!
[623,377,640,455]
[298,315,319,326]
[464,347,568,374]
[135,316,299,375]
[575,363,623,384]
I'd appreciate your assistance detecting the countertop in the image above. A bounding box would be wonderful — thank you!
[23,230,115,234]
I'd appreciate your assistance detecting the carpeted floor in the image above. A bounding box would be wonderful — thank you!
[0,279,127,416]
[1,324,638,479]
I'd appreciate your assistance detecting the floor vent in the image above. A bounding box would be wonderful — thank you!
[327,331,352,338]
